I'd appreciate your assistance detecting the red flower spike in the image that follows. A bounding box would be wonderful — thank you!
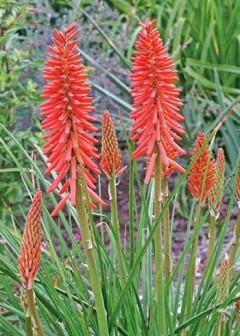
[18,191,42,290]
[188,133,215,205]
[130,19,186,183]
[41,24,105,216]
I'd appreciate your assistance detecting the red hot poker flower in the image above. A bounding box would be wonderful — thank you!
[41,24,105,216]
[18,191,42,290]
[188,133,215,205]
[130,19,186,183]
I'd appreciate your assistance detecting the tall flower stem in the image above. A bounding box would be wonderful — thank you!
[76,179,109,336]
[214,315,223,336]
[229,212,240,275]
[215,258,229,336]
[162,177,171,299]
[25,315,34,336]
[207,214,216,266]
[154,147,166,335]
[185,207,202,326]
[26,289,44,336]
[109,175,126,285]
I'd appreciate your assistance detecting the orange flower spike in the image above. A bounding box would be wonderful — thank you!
[236,165,240,202]
[41,24,105,216]
[130,19,186,183]
[18,191,42,290]
[100,110,127,179]
[188,133,215,205]
[208,148,225,213]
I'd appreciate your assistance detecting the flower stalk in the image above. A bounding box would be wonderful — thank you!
[101,110,127,284]
[109,175,126,285]
[229,212,240,274]
[162,177,171,297]
[25,316,34,336]
[154,146,166,335]
[26,289,45,336]
[21,290,34,336]
[76,177,109,336]
[129,19,185,334]
[185,207,202,327]
[214,258,229,336]
[207,214,216,266]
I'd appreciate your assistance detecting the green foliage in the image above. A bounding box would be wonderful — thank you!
[0,1,240,335]
[0,113,240,334]
[107,0,240,94]
[0,0,42,219]
[0,1,41,125]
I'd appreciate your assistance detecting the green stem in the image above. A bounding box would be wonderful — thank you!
[129,150,135,268]
[185,208,203,326]
[229,212,240,275]
[109,175,138,334]
[214,314,223,336]
[109,175,126,285]
[162,177,171,298]
[207,214,216,266]
[200,214,217,332]
[154,148,166,335]
[25,315,34,336]
[76,179,109,336]
[26,289,44,336]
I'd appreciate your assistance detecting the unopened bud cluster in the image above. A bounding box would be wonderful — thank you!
[217,258,229,304]
[100,110,126,179]
[18,191,42,290]
[208,148,225,214]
